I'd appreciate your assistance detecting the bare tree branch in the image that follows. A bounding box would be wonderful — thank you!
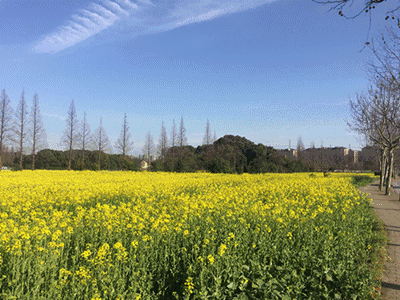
[63,100,79,171]
[93,117,111,171]
[30,93,48,170]
[79,111,92,169]
[158,121,168,160]
[0,89,13,170]
[11,90,29,170]
[203,119,212,146]
[116,113,134,157]
[178,115,187,147]
[143,130,155,167]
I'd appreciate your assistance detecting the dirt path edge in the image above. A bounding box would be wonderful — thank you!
[358,179,400,299]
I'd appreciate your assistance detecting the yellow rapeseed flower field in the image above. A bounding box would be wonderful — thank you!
[0,171,381,299]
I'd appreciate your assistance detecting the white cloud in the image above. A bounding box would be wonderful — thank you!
[103,0,129,16]
[33,0,278,53]
[90,3,118,19]
[175,8,227,27]
[33,0,136,53]
[42,112,67,121]
[137,0,154,6]
[115,0,139,10]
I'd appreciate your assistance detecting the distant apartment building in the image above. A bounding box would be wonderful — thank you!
[276,149,297,160]
[347,149,359,163]
[277,145,378,170]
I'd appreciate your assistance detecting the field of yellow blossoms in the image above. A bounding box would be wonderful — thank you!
[0,171,384,299]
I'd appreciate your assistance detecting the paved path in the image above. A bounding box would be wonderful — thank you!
[358,180,400,299]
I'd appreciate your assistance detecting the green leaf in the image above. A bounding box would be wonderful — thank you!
[227,282,235,289]
[326,273,333,282]
[256,279,264,287]
[281,295,291,300]
[268,278,279,285]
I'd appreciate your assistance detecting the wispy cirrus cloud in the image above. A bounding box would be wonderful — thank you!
[33,0,143,53]
[33,0,277,54]
[42,112,67,121]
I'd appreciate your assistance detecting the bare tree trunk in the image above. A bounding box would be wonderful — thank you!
[386,149,394,195]
[98,150,101,171]
[32,152,35,171]
[385,157,390,186]
[379,148,386,191]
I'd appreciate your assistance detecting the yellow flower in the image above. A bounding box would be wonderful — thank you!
[207,254,215,265]
[184,277,194,294]
[219,244,227,256]
[131,240,138,248]
[142,235,151,242]
[81,249,92,259]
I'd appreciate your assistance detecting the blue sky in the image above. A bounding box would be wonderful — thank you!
[0,0,394,154]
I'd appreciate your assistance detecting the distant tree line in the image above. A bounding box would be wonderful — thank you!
[1,135,313,173]
[1,149,141,171]
[0,91,313,174]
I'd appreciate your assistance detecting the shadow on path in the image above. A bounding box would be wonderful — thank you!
[381,282,400,291]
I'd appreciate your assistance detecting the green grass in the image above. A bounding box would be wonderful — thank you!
[351,175,376,188]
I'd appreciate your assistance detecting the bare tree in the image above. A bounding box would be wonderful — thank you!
[12,90,29,170]
[296,135,305,160]
[170,119,178,165]
[349,77,400,195]
[0,89,13,171]
[30,93,48,170]
[63,100,79,171]
[158,121,168,160]
[79,111,92,169]
[116,113,134,157]
[178,115,187,147]
[143,130,155,166]
[203,119,212,146]
[93,117,110,171]
[367,28,400,85]
[312,0,399,19]
[297,135,305,151]
[171,119,177,148]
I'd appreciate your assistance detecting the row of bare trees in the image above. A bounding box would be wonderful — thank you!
[0,90,47,170]
[61,102,209,170]
[62,100,218,170]
[1,92,217,171]
[61,100,134,171]
[313,0,400,199]
[349,25,400,196]
[142,116,217,166]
